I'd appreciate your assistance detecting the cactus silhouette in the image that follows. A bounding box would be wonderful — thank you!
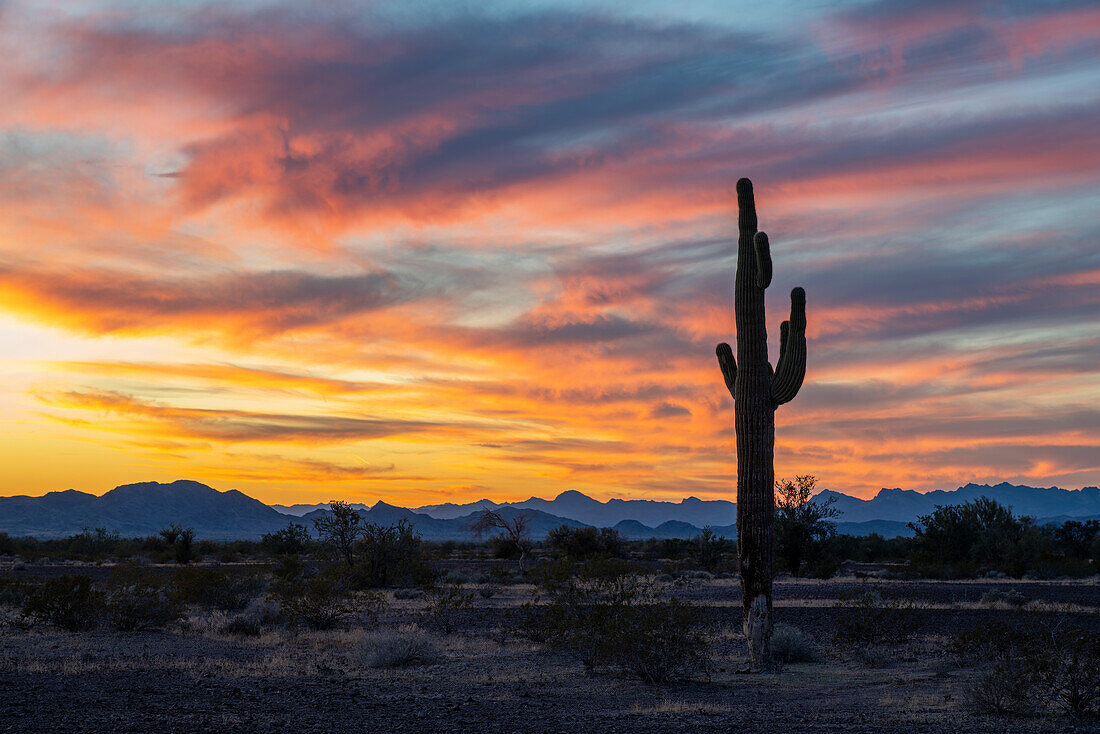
[716,177,807,670]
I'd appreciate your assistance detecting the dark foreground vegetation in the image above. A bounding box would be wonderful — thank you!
[1,496,1098,732]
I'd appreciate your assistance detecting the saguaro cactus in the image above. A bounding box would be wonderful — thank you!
[716,178,807,670]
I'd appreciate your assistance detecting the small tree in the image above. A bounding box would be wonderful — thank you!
[469,509,533,573]
[313,501,363,567]
[775,475,838,576]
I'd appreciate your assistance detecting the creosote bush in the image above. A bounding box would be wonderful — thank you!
[524,560,712,684]
[171,567,265,611]
[273,569,378,631]
[953,614,1100,718]
[22,574,101,631]
[832,582,919,648]
[419,581,474,634]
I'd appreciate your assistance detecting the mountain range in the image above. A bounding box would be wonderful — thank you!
[2,480,1098,541]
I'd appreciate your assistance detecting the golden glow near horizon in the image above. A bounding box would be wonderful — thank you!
[1,2,1099,505]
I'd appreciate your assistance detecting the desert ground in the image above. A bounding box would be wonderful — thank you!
[2,557,1098,734]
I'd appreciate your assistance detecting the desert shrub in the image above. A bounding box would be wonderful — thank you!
[529,556,639,589]
[420,582,474,634]
[261,523,312,557]
[655,573,674,583]
[771,624,820,663]
[953,615,1100,718]
[833,583,918,648]
[908,498,1048,577]
[171,567,265,611]
[359,627,440,668]
[103,567,183,631]
[220,597,282,636]
[354,519,433,588]
[612,598,712,684]
[274,570,363,630]
[0,575,30,607]
[22,574,102,631]
[979,589,1027,608]
[0,532,15,556]
[525,572,711,683]
[546,526,625,560]
[393,588,424,600]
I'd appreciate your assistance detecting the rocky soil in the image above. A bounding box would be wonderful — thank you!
[1,563,1097,733]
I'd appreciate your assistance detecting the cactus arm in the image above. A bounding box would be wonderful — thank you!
[754,232,772,289]
[771,287,807,405]
[716,343,736,398]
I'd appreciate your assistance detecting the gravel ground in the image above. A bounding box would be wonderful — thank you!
[1,565,1098,733]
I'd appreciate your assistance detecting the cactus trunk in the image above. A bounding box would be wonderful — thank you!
[716,178,807,671]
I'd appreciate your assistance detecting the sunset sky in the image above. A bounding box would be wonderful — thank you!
[1,0,1098,505]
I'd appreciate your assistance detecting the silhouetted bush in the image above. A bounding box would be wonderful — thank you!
[908,498,1048,577]
[261,523,312,557]
[159,524,196,565]
[546,525,625,559]
[171,567,265,611]
[22,574,101,631]
[353,519,433,588]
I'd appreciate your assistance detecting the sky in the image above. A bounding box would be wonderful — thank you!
[0,0,1097,506]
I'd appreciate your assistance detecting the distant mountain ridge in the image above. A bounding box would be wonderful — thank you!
[2,480,1097,540]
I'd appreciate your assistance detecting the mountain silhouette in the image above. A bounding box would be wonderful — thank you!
[2,480,1096,540]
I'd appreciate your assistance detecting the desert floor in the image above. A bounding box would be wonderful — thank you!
[2,565,1098,733]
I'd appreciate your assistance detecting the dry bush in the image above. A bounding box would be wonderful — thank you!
[419,582,474,634]
[274,570,372,631]
[524,565,712,684]
[357,626,440,668]
[103,568,183,631]
[954,614,1100,718]
[221,597,282,636]
[770,623,820,663]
